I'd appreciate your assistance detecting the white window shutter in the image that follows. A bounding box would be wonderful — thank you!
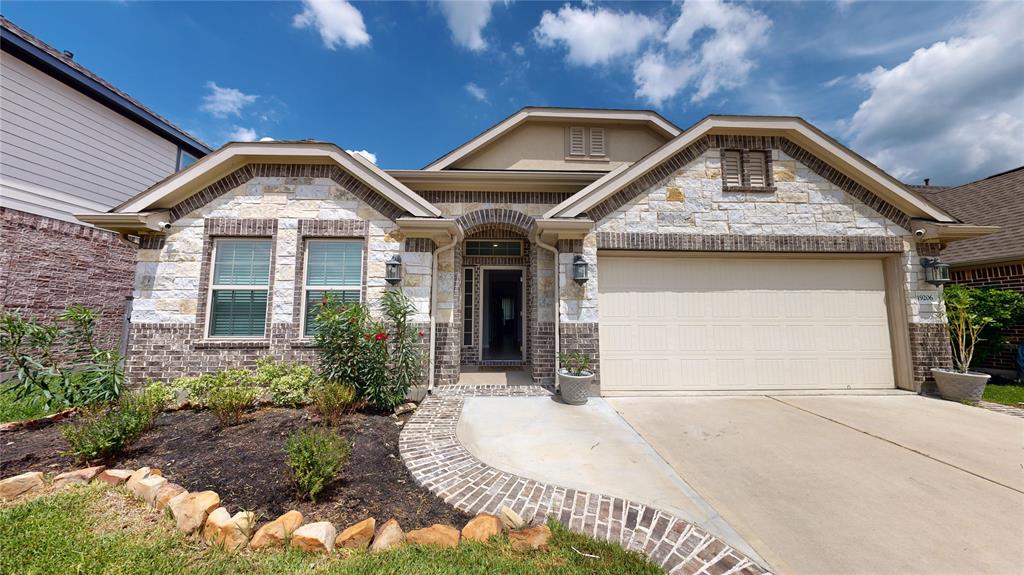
[722,150,742,187]
[747,152,767,188]
[589,128,606,157]
[568,127,586,156]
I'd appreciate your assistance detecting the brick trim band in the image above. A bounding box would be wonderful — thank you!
[138,235,166,250]
[400,388,767,575]
[455,208,535,236]
[597,233,904,253]
[404,238,435,252]
[168,163,407,222]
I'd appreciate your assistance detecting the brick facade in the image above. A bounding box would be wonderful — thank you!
[908,322,954,392]
[950,262,1024,372]
[0,208,136,350]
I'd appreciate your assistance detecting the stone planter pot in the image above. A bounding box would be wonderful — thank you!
[558,371,594,405]
[931,368,990,403]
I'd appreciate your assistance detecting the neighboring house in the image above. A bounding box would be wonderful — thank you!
[0,16,210,348]
[917,167,1024,376]
[78,107,993,396]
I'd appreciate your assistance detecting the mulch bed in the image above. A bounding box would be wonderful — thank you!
[0,407,470,529]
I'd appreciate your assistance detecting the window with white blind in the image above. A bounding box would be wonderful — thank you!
[208,239,272,338]
[721,149,770,189]
[302,240,363,337]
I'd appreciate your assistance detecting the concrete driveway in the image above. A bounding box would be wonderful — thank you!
[609,394,1024,575]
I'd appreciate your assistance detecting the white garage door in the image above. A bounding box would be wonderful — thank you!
[598,256,895,393]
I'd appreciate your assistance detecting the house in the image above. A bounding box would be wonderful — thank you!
[916,166,1024,377]
[0,16,210,348]
[77,107,994,396]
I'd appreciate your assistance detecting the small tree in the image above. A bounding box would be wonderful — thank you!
[943,285,1024,373]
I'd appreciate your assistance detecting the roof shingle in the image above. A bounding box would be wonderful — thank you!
[917,167,1024,265]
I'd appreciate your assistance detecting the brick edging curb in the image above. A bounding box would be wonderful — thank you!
[399,386,770,574]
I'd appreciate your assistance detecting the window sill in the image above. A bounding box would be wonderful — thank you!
[289,339,319,349]
[193,340,270,350]
[564,156,609,163]
[722,185,777,194]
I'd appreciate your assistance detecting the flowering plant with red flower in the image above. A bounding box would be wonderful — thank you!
[374,332,389,341]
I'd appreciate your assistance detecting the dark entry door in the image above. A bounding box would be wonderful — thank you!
[482,269,522,361]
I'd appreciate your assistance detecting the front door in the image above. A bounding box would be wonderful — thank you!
[481,269,523,362]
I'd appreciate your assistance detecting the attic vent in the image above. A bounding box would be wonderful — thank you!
[589,128,606,157]
[746,151,767,188]
[568,127,586,157]
[722,150,743,187]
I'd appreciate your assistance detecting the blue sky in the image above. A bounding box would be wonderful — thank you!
[5,1,1022,185]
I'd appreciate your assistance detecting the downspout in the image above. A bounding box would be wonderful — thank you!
[534,232,560,387]
[427,231,459,394]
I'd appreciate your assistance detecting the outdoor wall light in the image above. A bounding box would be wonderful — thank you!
[920,257,951,286]
[385,255,403,285]
[572,255,589,284]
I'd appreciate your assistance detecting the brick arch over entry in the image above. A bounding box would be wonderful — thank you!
[456,209,535,237]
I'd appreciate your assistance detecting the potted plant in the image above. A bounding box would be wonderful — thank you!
[932,285,992,403]
[558,351,594,405]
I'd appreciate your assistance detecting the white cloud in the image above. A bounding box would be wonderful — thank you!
[439,0,497,52]
[533,1,770,105]
[293,0,370,49]
[636,0,772,105]
[533,5,663,66]
[847,2,1024,183]
[227,126,259,142]
[512,42,525,56]
[201,82,258,118]
[346,149,377,164]
[464,82,489,103]
[258,137,275,142]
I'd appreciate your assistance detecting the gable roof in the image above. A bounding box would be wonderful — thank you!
[423,107,681,171]
[77,141,440,230]
[0,16,210,157]
[916,166,1024,266]
[545,115,956,223]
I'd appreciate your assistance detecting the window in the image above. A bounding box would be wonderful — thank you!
[463,268,473,346]
[208,239,272,337]
[465,240,522,256]
[721,149,770,190]
[567,127,607,158]
[177,149,198,170]
[302,240,363,337]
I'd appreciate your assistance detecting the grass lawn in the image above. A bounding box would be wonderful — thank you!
[0,485,662,575]
[982,380,1024,406]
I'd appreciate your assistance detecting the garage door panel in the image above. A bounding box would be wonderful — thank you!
[599,256,895,393]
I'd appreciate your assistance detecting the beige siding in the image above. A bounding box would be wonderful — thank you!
[0,55,179,221]
[454,122,668,172]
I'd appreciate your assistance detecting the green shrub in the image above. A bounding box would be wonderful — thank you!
[206,385,257,427]
[62,388,166,463]
[943,284,1024,369]
[284,427,351,502]
[140,380,175,407]
[170,373,223,405]
[309,382,357,425]
[314,291,424,412]
[254,358,315,406]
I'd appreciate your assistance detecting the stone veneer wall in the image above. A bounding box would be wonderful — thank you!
[125,172,426,383]
[0,207,137,351]
[553,145,949,393]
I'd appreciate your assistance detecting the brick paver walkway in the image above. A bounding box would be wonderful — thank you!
[400,385,769,574]
[979,400,1024,418]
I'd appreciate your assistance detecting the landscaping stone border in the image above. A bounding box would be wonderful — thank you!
[979,401,1024,418]
[401,386,770,574]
